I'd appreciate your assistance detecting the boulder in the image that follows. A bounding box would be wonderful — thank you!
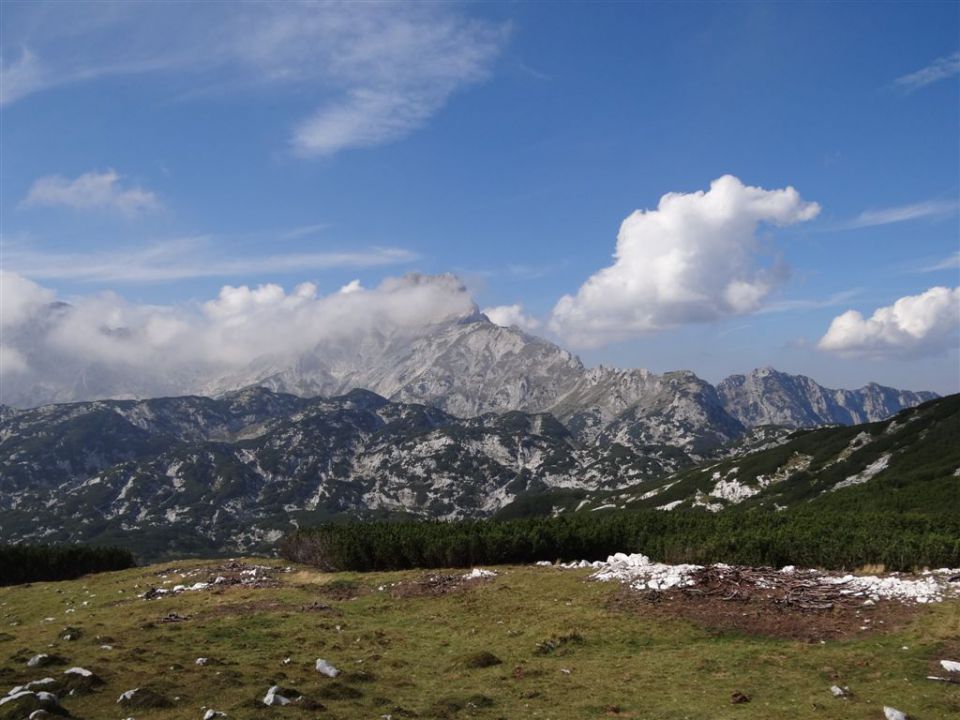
[60,667,104,695]
[0,690,68,719]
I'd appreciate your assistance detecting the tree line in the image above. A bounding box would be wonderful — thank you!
[279,507,960,573]
[0,544,136,586]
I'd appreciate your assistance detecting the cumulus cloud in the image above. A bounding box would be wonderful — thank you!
[894,51,960,92]
[0,271,475,405]
[482,304,541,332]
[22,170,159,215]
[549,175,820,347]
[2,3,506,156]
[818,286,960,358]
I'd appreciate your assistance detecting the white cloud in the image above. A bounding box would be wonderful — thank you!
[22,170,160,215]
[841,199,958,229]
[0,346,28,377]
[2,3,507,156]
[921,253,960,272]
[894,51,960,92]
[0,47,47,106]
[818,286,960,358]
[549,175,820,347]
[3,237,414,283]
[482,304,541,332]
[0,271,474,405]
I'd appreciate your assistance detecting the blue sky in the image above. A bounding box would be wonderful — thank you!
[2,1,958,394]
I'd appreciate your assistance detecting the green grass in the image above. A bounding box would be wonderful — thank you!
[0,559,957,719]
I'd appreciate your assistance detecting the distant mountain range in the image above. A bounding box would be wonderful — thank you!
[3,307,936,427]
[0,307,940,558]
[549,393,959,519]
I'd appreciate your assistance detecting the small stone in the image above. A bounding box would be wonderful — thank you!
[829,685,851,698]
[262,686,292,706]
[315,659,339,677]
[730,691,750,704]
[202,710,226,719]
[941,659,960,673]
[883,707,908,720]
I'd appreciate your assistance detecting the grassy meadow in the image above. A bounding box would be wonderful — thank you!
[1,559,957,719]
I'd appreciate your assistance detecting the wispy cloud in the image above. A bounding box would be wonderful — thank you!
[919,252,960,273]
[839,199,958,230]
[281,223,332,241]
[1,3,508,156]
[22,170,160,215]
[2,237,416,283]
[759,289,863,315]
[894,51,960,92]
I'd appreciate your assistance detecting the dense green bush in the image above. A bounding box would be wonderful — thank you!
[279,507,960,573]
[0,543,135,585]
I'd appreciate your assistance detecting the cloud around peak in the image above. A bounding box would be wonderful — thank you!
[0,270,475,405]
[482,304,541,332]
[548,175,821,347]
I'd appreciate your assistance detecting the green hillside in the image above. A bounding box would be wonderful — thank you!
[507,394,960,518]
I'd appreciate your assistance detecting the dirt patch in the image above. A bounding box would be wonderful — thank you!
[389,573,492,599]
[607,585,922,642]
[312,579,369,601]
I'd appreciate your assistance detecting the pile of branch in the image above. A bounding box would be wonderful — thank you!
[680,566,862,611]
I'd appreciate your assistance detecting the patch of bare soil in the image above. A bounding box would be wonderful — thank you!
[312,579,370,601]
[389,573,492,599]
[607,566,924,642]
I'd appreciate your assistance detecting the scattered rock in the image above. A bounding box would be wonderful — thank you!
[117,687,172,709]
[730,691,750,704]
[535,632,584,656]
[57,628,81,642]
[0,690,68,719]
[262,685,298,706]
[315,659,339,677]
[26,655,65,669]
[60,667,104,695]
[829,684,851,698]
[883,707,908,720]
[202,710,226,719]
[28,710,64,719]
